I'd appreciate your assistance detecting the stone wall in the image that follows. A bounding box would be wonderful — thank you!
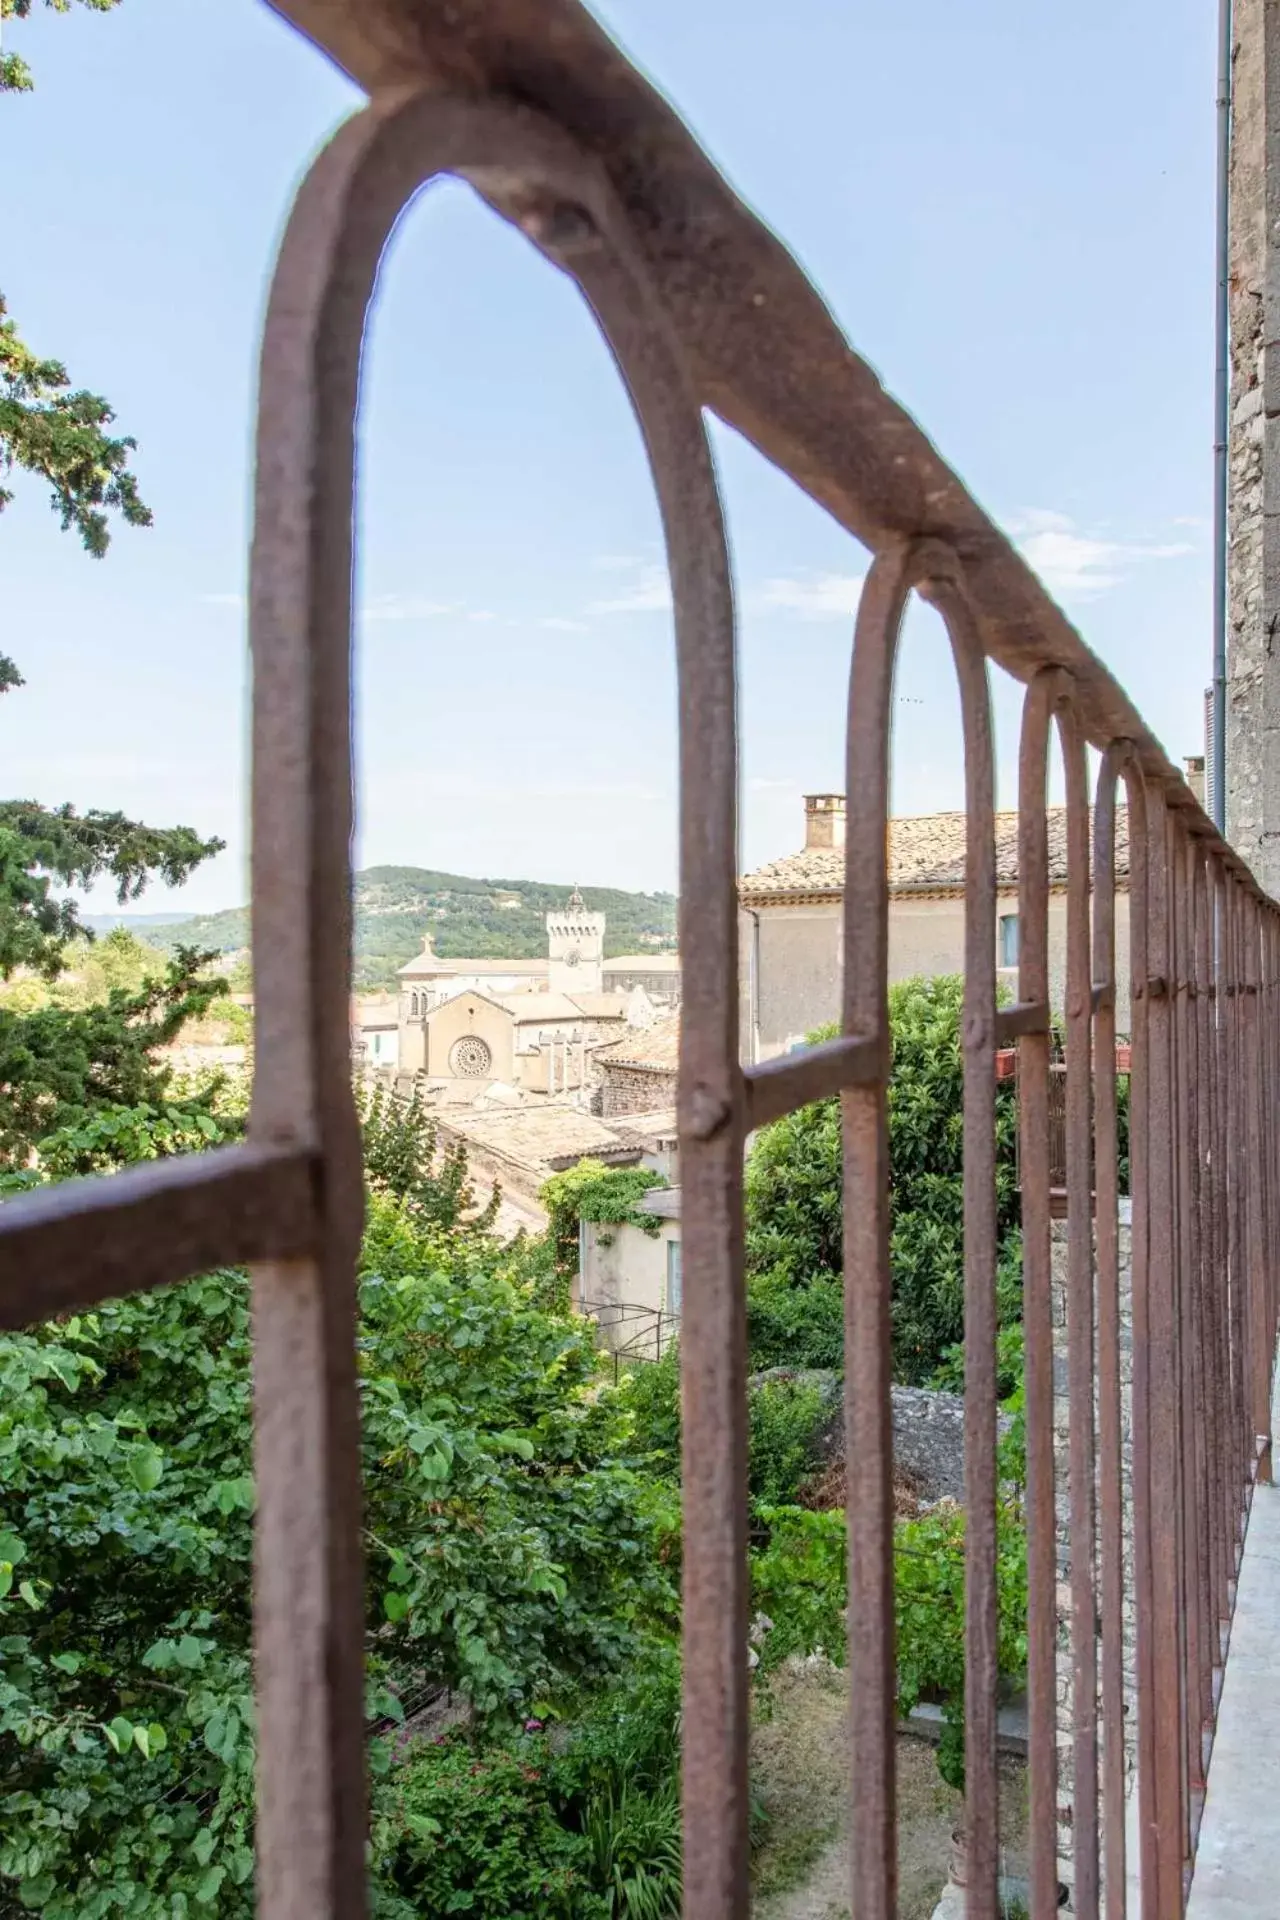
[600,1063,677,1118]
[1052,1205,1135,1904]
[749,1367,1005,1507]
[1228,0,1280,890]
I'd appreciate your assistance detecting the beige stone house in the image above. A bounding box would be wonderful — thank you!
[739,794,1132,1062]
[576,1186,682,1359]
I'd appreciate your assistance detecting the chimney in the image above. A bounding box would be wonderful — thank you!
[1184,755,1207,808]
[804,793,847,851]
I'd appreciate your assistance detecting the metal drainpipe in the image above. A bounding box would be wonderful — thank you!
[1213,0,1233,832]
[746,907,761,1067]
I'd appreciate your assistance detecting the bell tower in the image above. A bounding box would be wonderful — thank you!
[547,886,604,995]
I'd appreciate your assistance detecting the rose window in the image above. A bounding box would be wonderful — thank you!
[450,1036,492,1077]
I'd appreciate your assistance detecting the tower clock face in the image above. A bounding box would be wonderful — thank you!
[564,947,581,967]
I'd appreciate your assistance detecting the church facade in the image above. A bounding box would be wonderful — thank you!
[393,890,660,1102]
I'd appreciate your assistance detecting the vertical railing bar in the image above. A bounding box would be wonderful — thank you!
[1194,847,1229,1660]
[1167,818,1196,1883]
[1092,743,1128,1920]
[921,570,1001,1920]
[1017,670,1063,1920]
[1144,796,1184,1918]
[1121,759,1156,1915]
[248,104,397,1920]
[1213,862,1233,1632]
[1244,896,1272,1482]
[843,542,926,1920]
[1175,828,1212,1794]
[1201,849,1231,1681]
[1225,880,1248,1544]
[1056,696,1099,1920]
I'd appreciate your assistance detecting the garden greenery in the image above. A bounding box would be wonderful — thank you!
[0,1094,679,1917]
[745,977,1023,1383]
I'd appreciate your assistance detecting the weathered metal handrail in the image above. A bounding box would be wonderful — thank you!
[0,7,1274,1918]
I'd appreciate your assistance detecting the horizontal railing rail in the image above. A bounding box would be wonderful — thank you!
[1,6,1274,1918]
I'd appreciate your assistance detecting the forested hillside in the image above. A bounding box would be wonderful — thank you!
[130,867,678,989]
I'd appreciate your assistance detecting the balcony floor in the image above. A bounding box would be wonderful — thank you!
[1187,1367,1280,1920]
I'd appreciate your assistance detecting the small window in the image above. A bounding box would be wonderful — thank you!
[666,1238,683,1317]
[999,913,1019,969]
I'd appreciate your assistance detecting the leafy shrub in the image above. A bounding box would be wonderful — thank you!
[895,1498,1027,1791]
[745,1271,844,1374]
[0,1149,676,1914]
[749,1495,1028,1795]
[750,1506,847,1668]
[376,1651,684,1920]
[359,1194,679,1722]
[747,1377,828,1506]
[542,1161,668,1271]
[929,1300,1026,1400]
[744,978,1022,1382]
[380,1735,593,1919]
[0,1275,258,1917]
[623,1349,681,1480]
[619,1355,827,1505]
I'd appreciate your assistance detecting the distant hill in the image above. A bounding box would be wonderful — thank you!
[133,866,678,991]
[82,912,195,932]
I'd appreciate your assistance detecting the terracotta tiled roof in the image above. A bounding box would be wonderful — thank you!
[595,1013,681,1073]
[613,1107,678,1142]
[397,952,550,981]
[738,807,1130,903]
[601,953,682,972]
[435,1105,641,1176]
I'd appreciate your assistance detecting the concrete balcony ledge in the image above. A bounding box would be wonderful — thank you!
[1186,1364,1280,1919]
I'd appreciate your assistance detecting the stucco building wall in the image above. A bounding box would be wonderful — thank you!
[1228,0,1280,890]
[741,891,1132,1062]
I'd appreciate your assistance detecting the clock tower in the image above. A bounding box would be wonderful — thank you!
[547,886,605,996]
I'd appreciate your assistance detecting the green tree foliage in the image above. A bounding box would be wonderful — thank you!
[1,1,124,96]
[744,977,1022,1383]
[0,1113,677,1915]
[621,1353,827,1507]
[3,8,149,552]
[0,297,151,555]
[359,1191,677,1722]
[374,1651,683,1920]
[358,1080,500,1240]
[749,1495,1027,1793]
[0,946,229,1168]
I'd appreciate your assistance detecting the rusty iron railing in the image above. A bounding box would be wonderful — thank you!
[1,6,1278,1918]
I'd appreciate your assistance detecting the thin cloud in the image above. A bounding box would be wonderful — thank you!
[361,593,458,623]
[200,592,245,610]
[588,562,673,615]
[1012,509,1192,601]
[751,571,865,620]
[538,616,589,632]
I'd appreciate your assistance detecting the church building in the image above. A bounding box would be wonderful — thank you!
[393,889,656,1101]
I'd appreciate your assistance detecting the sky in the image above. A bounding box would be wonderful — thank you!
[2,0,1219,914]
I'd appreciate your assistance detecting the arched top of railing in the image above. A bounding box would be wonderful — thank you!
[269,0,1270,905]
